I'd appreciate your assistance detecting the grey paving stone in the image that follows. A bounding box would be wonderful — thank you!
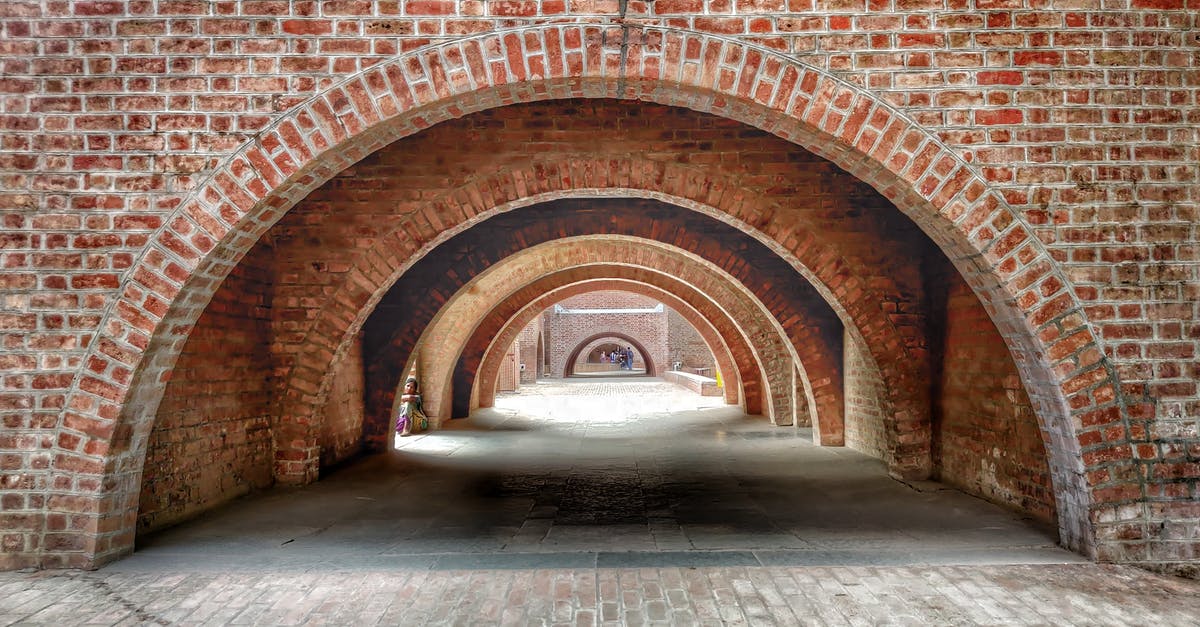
[432,552,598,570]
[596,551,761,569]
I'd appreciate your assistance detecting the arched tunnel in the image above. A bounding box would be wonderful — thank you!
[129,99,1073,569]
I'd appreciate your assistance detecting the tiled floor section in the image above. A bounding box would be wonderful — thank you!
[3,564,1198,625]
[2,378,1197,625]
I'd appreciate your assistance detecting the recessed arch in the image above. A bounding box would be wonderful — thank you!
[356,206,846,462]
[407,270,755,424]
[389,239,771,424]
[572,337,644,372]
[469,277,752,416]
[48,24,1114,567]
[390,233,831,442]
[563,333,657,379]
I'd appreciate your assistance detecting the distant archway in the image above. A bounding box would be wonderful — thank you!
[470,276,748,414]
[563,333,657,378]
[575,338,642,372]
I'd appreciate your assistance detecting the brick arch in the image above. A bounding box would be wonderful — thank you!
[52,24,1110,566]
[577,340,624,364]
[563,333,657,378]
[471,278,748,415]
[394,236,814,438]
[280,155,877,484]
[398,239,779,423]
[467,274,758,417]
[538,281,741,407]
[359,205,843,461]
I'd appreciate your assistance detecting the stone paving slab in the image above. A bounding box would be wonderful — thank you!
[1,564,1198,626]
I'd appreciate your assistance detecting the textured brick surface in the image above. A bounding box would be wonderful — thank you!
[395,238,780,425]
[359,201,847,447]
[667,307,717,374]
[0,6,1196,572]
[548,291,667,377]
[929,256,1057,526]
[472,272,752,414]
[136,248,275,537]
[844,331,888,461]
[319,333,366,469]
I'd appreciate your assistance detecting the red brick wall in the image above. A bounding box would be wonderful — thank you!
[930,263,1057,525]
[794,366,812,428]
[136,248,275,535]
[319,334,364,469]
[2,5,1197,570]
[517,320,539,385]
[575,338,645,371]
[245,100,899,470]
[496,342,519,392]
[546,291,669,377]
[470,273,750,412]
[667,307,716,373]
[540,316,552,378]
[843,332,888,462]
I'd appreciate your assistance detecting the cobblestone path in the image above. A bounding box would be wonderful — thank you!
[3,563,1197,625]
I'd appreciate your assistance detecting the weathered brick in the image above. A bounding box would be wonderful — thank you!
[0,10,1194,575]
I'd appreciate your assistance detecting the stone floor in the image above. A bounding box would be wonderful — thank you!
[2,378,1198,625]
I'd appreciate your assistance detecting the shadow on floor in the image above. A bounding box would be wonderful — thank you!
[127,382,1072,573]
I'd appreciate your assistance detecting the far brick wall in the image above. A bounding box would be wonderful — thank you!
[518,320,539,385]
[496,343,519,392]
[137,248,275,536]
[794,366,812,428]
[667,307,716,373]
[547,291,668,377]
[843,263,1056,526]
[319,334,364,469]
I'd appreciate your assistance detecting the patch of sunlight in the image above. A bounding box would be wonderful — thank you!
[494,378,724,425]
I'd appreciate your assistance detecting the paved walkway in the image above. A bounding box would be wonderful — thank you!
[2,378,1198,625]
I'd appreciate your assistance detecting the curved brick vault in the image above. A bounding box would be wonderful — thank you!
[483,279,744,407]
[390,237,835,449]
[357,202,847,460]
[463,265,810,430]
[403,253,753,420]
[467,271,765,418]
[471,278,746,410]
[273,137,924,467]
[443,276,750,415]
[396,237,788,428]
[390,241,759,422]
[40,24,1120,568]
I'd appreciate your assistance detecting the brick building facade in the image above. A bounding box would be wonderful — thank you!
[546,291,667,377]
[0,3,1196,575]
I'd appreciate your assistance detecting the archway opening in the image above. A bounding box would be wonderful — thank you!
[551,290,662,379]
[91,74,1089,566]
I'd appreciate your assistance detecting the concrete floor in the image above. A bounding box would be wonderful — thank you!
[3,378,1198,625]
[129,377,1073,571]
